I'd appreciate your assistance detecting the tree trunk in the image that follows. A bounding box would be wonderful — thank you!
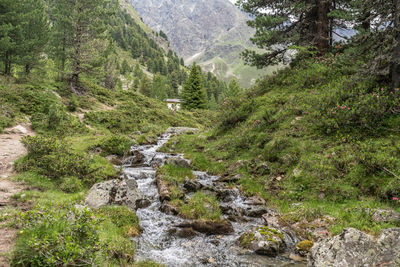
[392,0,400,88]
[70,23,82,93]
[361,11,371,31]
[316,0,330,55]
[25,64,30,75]
[4,52,10,75]
[61,31,66,81]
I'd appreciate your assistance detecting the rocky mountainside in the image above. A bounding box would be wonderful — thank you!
[129,0,275,87]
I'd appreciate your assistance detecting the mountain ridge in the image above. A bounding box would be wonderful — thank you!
[129,0,275,87]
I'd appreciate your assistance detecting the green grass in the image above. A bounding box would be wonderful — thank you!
[158,164,195,184]
[177,192,221,221]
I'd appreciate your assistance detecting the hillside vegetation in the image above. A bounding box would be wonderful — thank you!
[161,51,400,236]
[0,0,216,265]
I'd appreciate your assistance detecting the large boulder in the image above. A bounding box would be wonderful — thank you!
[308,228,400,267]
[370,209,400,223]
[85,179,142,210]
[238,226,286,257]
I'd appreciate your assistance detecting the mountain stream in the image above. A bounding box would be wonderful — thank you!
[122,130,307,267]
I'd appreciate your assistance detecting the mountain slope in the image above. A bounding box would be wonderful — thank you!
[129,0,275,87]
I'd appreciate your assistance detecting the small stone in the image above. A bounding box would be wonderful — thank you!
[160,203,179,215]
[289,253,305,262]
[209,257,215,263]
[183,177,202,192]
[135,198,151,209]
[176,228,197,239]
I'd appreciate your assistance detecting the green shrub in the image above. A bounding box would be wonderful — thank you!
[15,135,118,186]
[12,205,102,266]
[313,85,400,134]
[96,134,133,156]
[60,176,84,193]
[67,95,79,112]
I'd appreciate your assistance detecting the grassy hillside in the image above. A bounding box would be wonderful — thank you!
[0,72,214,265]
[161,53,400,236]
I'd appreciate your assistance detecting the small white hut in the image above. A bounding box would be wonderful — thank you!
[166,99,181,111]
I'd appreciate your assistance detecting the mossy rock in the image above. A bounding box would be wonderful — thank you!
[239,232,256,248]
[258,226,284,244]
[296,240,314,252]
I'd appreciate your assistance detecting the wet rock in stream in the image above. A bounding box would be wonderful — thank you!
[183,177,202,193]
[177,220,234,235]
[238,226,286,257]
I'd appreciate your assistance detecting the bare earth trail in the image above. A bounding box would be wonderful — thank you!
[0,124,34,267]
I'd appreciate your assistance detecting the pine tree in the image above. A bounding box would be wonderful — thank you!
[181,63,207,110]
[237,0,350,67]
[151,73,167,100]
[224,78,241,99]
[69,0,108,92]
[139,75,152,96]
[0,0,48,75]
[19,0,49,74]
[121,59,130,75]
[0,0,20,75]
[48,0,73,80]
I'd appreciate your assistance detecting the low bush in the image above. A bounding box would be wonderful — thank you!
[95,134,133,156]
[12,205,102,266]
[15,135,119,186]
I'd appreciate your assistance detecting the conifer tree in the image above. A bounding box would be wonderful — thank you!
[224,78,241,99]
[68,0,109,92]
[139,75,152,96]
[151,74,168,100]
[0,0,20,75]
[19,0,49,74]
[181,63,207,110]
[237,0,350,67]
[0,0,48,75]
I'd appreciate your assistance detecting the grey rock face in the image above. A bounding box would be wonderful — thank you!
[309,228,400,267]
[85,179,143,210]
[129,0,251,59]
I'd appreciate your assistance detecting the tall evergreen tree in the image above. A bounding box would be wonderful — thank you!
[139,75,152,97]
[0,0,19,75]
[68,0,108,92]
[48,0,72,80]
[236,0,350,67]
[0,0,48,75]
[181,63,207,110]
[19,0,49,74]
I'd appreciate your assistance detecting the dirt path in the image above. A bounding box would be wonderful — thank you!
[0,124,33,267]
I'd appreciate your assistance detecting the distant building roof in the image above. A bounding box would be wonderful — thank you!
[166,99,181,103]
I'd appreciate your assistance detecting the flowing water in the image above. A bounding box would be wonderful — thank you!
[122,132,307,267]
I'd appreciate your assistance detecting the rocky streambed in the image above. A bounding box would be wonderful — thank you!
[85,127,400,267]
